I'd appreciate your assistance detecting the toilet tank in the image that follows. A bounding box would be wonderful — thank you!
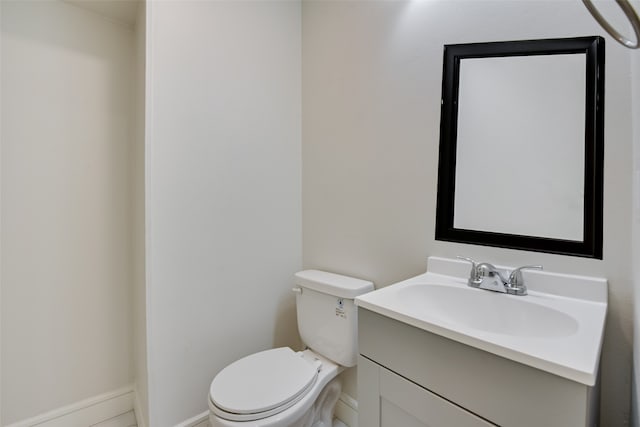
[294,270,374,367]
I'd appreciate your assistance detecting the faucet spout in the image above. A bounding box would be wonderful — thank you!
[476,263,508,283]
[474,263,508,293]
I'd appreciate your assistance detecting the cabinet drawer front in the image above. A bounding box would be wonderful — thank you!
[380,367,495,427]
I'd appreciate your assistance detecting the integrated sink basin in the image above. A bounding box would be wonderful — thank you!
[397,284,579,338]
[355,256,608,386]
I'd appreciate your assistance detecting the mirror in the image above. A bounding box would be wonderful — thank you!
[435,37,605,258]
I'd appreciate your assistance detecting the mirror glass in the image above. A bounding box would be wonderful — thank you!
[435,37,604,258]
[454,54,586,240]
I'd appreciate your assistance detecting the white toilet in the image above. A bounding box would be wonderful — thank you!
[208,270,374,427]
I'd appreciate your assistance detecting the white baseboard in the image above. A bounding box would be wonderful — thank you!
[334,393,358,427]
[174,411,209,427]
[6,385,135,427]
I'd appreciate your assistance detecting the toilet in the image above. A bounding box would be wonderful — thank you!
[208,270,374,427]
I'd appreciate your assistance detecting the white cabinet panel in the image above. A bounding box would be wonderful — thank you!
[381,399,428,427]
[379,366,494,427]
[359,355,495,427]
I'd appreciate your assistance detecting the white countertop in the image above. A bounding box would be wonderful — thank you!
[355,257,608,386]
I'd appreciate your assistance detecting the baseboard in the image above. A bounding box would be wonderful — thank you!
[174,410,209,427]
[6,385,134,427]
[334,393,358,427]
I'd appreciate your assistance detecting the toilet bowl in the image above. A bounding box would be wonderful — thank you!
[208,270,374,427]
[208,349,342,427]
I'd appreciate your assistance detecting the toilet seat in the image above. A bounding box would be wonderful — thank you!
[209,347,321,422]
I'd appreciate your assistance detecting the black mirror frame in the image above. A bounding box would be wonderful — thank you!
[435,36,605,259]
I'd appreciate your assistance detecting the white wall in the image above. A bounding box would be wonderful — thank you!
[1,0,4,422]
[631,1,640,424]
[0,1,134,424]
[302,1,634,424]
[1,1,4,423]
[133,2,148,427]
[146,1,302,425]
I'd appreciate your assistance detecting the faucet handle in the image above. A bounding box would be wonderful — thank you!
[456,256,477,264]
[508,265,543,288]
[457,256,481,283]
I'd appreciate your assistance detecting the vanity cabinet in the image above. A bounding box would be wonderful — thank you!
[358,308,599,427]
[359,355,494,427]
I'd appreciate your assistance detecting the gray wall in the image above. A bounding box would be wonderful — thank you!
[302,1,634,425]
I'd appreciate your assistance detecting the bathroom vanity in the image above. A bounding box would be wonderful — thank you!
[355,257,607,427]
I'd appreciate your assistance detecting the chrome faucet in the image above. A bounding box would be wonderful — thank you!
[457,257,543,296]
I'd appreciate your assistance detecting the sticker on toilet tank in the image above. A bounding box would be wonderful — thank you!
[336,298,346,318]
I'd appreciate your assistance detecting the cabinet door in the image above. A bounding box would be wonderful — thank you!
[379,367,495,427]
[359,356,495,427]
[358,356,381,427]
